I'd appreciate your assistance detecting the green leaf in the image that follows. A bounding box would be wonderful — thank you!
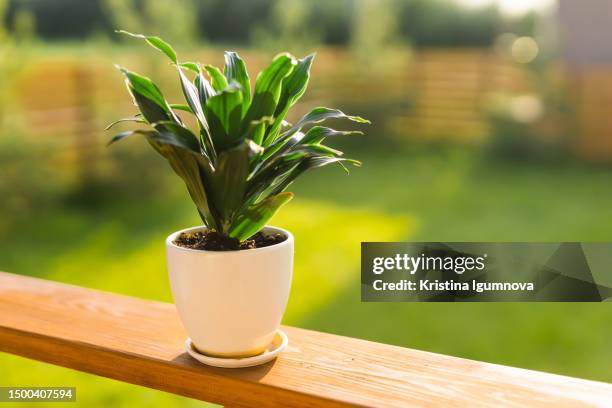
[224,51,251,110]
[243,116,274,145]
[111,126,217,229]
[116,30,178,64]
[278,107,370,142]
[129,90,172,124]
[266,156,361,198]
[263,126,359,163]
[285,144,343,160]
[117,66,183,126]
[169,103,192,113]
[204,84,244,151]
[108,128,199,153]
[179,62,200,73]
[255,143,340,181]
[204,65,229,92]
[301,156,361,169]
[260,131,305,163]
[300,126,363,145]
[194,73,215,106]
[243,53,296,133]
[211,140,263,232]
[177,67,215,158]
[178,68,206,126]
[107,129,157,146]
[229,192,294,241]
[177,62,216,107]
[151,121,201,152]
[157,144,218,230]
[266,54,315,144]
[277,54,314,113]
[104,117,146,130]
[117,66,167,108]
[248,136,352,202]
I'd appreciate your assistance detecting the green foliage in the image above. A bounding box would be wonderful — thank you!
[109,31,369,242]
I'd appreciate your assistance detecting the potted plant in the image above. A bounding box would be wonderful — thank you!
[108,32,369,365]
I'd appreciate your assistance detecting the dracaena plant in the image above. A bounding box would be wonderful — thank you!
[108,31,369,243]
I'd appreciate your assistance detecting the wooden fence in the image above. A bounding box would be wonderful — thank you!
[569,68,612,160]
[9,49,527,143]
[7,48,612,160]
[389,49,530,143]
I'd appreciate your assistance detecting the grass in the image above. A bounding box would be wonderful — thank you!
[1,147,611,407]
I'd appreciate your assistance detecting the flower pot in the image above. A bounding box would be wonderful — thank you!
[166,225,293,358]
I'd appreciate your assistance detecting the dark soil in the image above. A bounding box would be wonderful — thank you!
[174,230,287,251]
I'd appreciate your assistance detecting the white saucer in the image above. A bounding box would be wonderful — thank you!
[185,329,288,368]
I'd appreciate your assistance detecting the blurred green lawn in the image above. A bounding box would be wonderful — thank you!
[1,148,611,407]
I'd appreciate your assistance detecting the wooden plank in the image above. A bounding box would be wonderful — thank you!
[0,272,610,408]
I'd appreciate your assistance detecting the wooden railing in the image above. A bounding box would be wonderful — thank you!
[0,271,610,407]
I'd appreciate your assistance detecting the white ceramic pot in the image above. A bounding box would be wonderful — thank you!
[166,225,293,358]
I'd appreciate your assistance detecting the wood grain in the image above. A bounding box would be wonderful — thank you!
[0,271,610,407]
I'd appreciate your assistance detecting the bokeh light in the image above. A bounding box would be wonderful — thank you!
[511,36,539,63]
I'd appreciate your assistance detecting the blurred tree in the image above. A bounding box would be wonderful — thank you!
[102,0,144,34]
[351,0,401,68]
[251,0,319,53]
[396,0,501,47]
[7,0,107,39]
[146,0,198,44]
[104,0,199,44]
[12,7,34,37]
[198,0,272,44]
[3,0,536,50]
[308,0,352,45]
[0,0,34,131]
[0,0,8,130]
